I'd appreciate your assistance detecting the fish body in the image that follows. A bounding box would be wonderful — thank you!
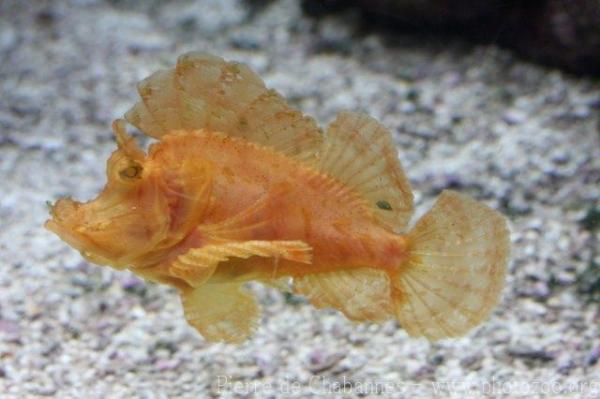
[46,53,510,343]
[148,131,406,278]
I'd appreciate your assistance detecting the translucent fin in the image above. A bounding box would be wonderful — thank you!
[171,240,312,287]
[393,190,509,340]
[125,102,164,138]
[294,268,393,322]
[170,250,218,288]
[135,70,184,134]
[262,277,292,293]
[318,112,414,231]
[124,52,323,160]
[181,282,259,343]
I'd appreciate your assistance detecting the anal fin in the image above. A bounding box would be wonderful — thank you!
[294,268,393,322]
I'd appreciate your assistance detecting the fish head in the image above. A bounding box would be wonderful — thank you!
[45,120,173,269]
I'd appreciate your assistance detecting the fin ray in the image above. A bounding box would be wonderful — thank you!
[124,52,323,160]
[181,282,259,343]
[318,112,414,231]
[171,240,312,287]
[294,268,393,322]
[392,190,509,339]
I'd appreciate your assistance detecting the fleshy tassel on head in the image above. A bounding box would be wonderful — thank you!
[112,119,145,160]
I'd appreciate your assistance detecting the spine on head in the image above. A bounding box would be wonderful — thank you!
[391,190,510,340]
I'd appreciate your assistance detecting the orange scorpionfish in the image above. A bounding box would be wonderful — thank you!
[46,53,510,343]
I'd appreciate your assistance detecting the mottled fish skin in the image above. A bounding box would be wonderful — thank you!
[46,53,510,343]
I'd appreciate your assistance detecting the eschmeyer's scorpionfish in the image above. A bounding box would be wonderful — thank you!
[46,53,510,343]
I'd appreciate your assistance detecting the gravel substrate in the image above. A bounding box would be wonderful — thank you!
[1,0,599,398]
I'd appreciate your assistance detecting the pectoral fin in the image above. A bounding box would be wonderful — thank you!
[170,240,312,287]
[181,282,259,343]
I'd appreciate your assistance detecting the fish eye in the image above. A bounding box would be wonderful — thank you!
[376,200,393,211]
[119,162,143,180]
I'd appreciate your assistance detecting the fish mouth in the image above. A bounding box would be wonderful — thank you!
[44,197,114,265]
[45,197,85,246]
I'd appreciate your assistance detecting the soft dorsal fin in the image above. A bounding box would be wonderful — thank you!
[293,268,393,322]
[317,112,414,231]
[124,52,323,161]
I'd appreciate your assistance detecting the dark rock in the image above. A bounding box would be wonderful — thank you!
[502,110,527,126]
[0,319,21,342]
[527,281,551,300]
[35,8,59,26]
[353,0,507,27]
[283,291,306,305]
[70,275,94,291]
[460,354,483,370]
[31,385,57,397]
[557,353,575,374]
[306,348,346,373]
[576,260,600,303]
[230,34,262,50]
[427,352,445,366]
[301,0,349,16]
[586,346,600,366]
[507,345,554,362]
[580,206,600,232]
[154,358,181,371]
[121,275,147,296]
[504,0,600,75]
[302,0,600,75]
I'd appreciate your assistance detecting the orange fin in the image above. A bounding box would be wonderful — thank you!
[124,52,322,161]
[318,112,414,231]
[392,190,510,340]
[181,282,259,343]
[171,240,312,287]
[294,268,393,322]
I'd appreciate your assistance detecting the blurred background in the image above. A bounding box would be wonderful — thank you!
[1,0,598,397]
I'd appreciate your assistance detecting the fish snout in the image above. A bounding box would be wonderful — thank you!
[47,197,81,224]
[44,197,93,253]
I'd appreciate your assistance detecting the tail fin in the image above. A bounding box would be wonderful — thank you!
[392,190,509,340]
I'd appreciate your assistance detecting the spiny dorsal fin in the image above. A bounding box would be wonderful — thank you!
[125,52,322,161]
[318,112,414,231]
[293,268,394,322]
